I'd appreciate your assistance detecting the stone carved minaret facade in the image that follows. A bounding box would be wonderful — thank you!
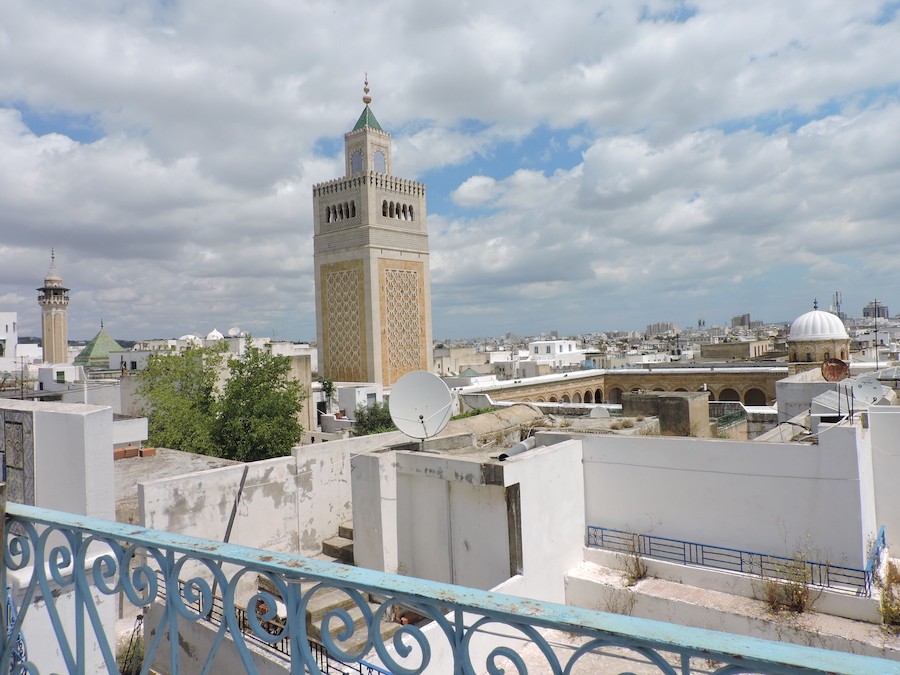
[313,83,433,385]
[37,251,70,364]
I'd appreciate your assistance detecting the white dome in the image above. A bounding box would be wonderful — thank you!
[789,310,848,341]
[178,334,202,345]
[206,328,224,341]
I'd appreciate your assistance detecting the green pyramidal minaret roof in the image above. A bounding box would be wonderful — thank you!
[74,326,124,369]
[353,105,383,132]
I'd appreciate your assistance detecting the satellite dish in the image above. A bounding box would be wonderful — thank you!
[850,376,883,405]
[821,358,850,382]
[840,376,882,407]
[227,327,241,337]
[389,371,453,440]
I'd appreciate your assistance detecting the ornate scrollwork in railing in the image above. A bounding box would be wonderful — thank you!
[1,503,895,674]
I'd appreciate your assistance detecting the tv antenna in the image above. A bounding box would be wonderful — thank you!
[389,371,453,449]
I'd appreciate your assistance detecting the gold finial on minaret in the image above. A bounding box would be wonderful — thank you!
[362,74,372,105]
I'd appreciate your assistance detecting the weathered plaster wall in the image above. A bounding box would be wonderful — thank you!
[139,440,355,559]
[393,454,509,589]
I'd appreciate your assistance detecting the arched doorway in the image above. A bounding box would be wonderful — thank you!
[573,393,582,403]
[561,395,570,403]
[595,388,603,403]
[719,388,740,402]
[584,390,593,404]
[745,388,766,406]
[609,388,623,404]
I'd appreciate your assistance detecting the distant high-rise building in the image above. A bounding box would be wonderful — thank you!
[731,314,751,329]
[646,322,677,336]
[862,301,889,320]
[37,251,69,364]
[312,81,433,385]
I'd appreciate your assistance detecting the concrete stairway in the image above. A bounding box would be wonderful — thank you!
[320,521,355,564]
[256,520,402,658]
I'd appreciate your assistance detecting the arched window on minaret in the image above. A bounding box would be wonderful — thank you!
[351,149,363,174]
[409,206,414,221]
[382,200,388,217]
[351,201,356,217]
[374,150,386,173]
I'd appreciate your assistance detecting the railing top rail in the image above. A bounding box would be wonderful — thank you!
[7,503,894,675]
[589,525,870,575]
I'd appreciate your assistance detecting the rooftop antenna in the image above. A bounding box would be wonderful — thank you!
[389,371,453,451]
[873,299,879,370]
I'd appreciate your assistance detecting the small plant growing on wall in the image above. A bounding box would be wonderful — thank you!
[879,560,900,630]
[758,553,820,614]
[623,535,648,586]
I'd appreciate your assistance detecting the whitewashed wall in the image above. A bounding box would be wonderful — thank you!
[354,438,585,603]
[499,438,585,603]
[868,406,900,551]
[581,433,871,567]
[2,400,116,672]
[32,401,115,520]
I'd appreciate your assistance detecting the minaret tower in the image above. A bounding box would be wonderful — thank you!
[37,250,70,364]
[312,79,433,385]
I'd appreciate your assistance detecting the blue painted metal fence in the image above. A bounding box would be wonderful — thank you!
[587,525,885,596]
[1,503,898,674]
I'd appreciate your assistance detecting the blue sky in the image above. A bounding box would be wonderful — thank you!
[0,1,898,342]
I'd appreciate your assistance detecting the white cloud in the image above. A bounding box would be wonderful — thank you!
[452,176,499,208]
[0,0,897,339]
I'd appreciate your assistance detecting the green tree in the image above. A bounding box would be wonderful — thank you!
[352,401,396,436]
[136,345,225,455]
[318,376,336,413]
[212,341,306,461]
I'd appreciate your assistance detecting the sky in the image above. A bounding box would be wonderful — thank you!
[1,1,899,342]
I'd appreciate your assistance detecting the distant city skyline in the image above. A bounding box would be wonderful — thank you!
[1,2,898,341]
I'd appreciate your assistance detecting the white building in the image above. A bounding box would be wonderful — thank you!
[0,311,19,373]
[526,339,584,369]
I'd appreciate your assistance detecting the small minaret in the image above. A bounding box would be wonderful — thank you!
[37,251,70,364]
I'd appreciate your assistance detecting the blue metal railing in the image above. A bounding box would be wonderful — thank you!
[2,503,898,674]
[161,572,388,673]
[587,525,880,596]
[864,526,887,595]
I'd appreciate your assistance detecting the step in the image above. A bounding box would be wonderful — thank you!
[322,536,354,564]
[304,585,361,626]
[338,521,354,540]
[309,602,404,659]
